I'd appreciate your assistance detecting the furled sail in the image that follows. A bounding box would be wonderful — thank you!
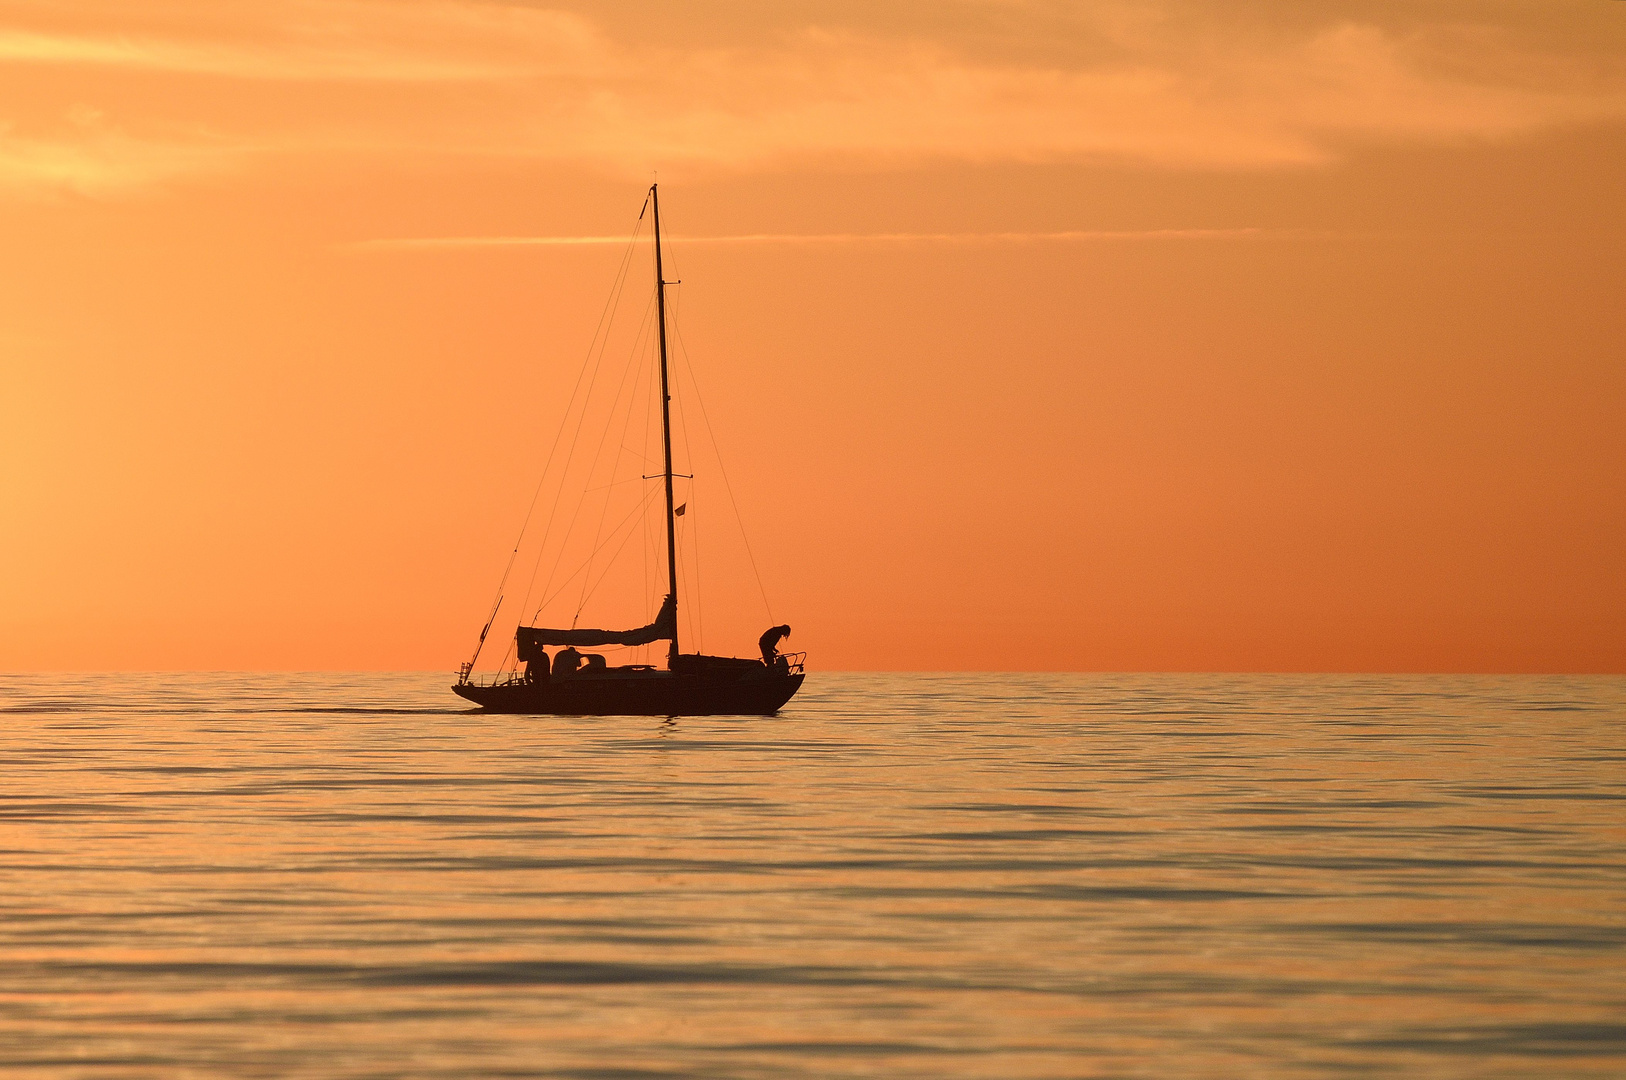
[515,594,675,657]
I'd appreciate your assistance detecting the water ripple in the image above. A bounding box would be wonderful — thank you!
[0,671,1621,1078]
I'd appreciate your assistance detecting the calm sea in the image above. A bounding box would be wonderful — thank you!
[0,673,1622,1078]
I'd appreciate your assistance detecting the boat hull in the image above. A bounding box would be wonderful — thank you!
[452,670,804,716]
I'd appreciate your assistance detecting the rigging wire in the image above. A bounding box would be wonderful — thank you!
[667,326,703,653]
[576,484,663,614]
[575,299,658,625]
[467,212,647,676]
[583,473,655,493]
[657,222,711,650]
[531,486,660,620]
[530,288,656,626]
[640,352,654,666]
[676,512,695,652]
[513,224,651,644]
[670,293,777,625]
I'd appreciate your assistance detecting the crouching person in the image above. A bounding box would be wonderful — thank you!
[759,624,792,673]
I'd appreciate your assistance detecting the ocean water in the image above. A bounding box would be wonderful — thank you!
[0,673,1621,1079]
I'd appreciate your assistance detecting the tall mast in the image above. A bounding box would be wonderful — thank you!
[652,184,680,664]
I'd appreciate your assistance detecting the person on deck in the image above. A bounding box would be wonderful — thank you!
[555,646,583,677]
[525,649,551,684]
[759,624,792,671]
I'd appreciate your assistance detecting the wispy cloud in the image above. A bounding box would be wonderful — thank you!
[0,4,599,81]
[0,125,234,196]
[348,228,1268,251]
[0,1,1623,195]
[0,28,505,81]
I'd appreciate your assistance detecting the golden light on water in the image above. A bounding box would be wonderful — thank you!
[1,673,1622,1074]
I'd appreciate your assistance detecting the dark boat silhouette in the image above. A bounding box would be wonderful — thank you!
[453,185,804,715]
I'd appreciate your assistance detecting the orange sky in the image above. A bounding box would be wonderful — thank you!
[2,0,1623,673]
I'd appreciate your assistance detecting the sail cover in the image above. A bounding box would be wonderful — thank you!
[516,594,675,656]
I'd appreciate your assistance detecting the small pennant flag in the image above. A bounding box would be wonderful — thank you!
[674,503,687,516]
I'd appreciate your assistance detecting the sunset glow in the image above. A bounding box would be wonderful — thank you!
[3,1,1622,672]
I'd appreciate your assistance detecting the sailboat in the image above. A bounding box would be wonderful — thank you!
[452,185,805,715]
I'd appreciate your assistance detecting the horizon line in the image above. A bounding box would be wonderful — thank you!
[5,668,1621,676]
